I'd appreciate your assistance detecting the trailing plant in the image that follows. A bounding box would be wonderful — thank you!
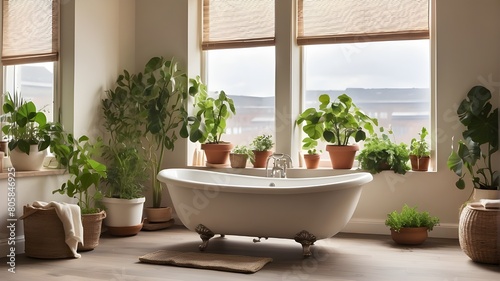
[51,132,107,214]
[1,91,52,154]
[357,127,410,174]
[410,127,430,157]
[296,93,378,146]
[101,70,148,200]
[447,85,498,190]
[251,134,274,151]
[385,204,440,232]
[181,78,236,144]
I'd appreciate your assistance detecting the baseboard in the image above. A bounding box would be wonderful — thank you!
[342,218,459,239]
[0,236,25,257]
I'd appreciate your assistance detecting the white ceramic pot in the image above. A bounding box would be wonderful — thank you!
[100,197,145,227]
[472,189,500,201]
[10,145,47,171]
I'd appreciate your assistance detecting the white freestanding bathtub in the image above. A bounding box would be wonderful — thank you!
[157,168,373,257]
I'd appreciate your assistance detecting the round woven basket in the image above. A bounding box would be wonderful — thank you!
[77,210,106,251]
[459,204,500,264]
[21,205,74,259]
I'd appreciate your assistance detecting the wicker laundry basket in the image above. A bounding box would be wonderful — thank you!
[21,205,74,259]
[458,203,500,264]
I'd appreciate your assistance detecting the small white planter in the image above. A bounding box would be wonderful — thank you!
[101,197,145,227]
[10,145,47,171]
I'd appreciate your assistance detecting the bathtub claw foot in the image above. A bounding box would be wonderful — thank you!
[195,224,215,251]
[253,237,268,243]
[294,230,317,258]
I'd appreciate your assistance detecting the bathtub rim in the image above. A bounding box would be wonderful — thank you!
[157,168,373,195]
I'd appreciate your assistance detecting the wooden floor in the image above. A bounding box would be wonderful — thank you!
[1,225,499,280]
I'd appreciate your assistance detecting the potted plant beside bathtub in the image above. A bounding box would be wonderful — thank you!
[181,76,236,166]
[296,93,378,169]
[301,136,321,169]
[229,145,253,168]
[385,204,440,245]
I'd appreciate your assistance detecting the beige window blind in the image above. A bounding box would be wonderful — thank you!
[2,0,59,65]
[202,0,275,50]
[298,0,429,45]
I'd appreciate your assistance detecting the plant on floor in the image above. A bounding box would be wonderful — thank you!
[385,204,440,232]
[356,127,410,175]
[447,85,498,190]
[51,132,107,214]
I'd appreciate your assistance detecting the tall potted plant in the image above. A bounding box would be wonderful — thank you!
[51,132,107,251]
[447,85,499,199]
[181,77,236,166]
[296,93,378,169]
[100,71,148,235]
[1,92,53,170]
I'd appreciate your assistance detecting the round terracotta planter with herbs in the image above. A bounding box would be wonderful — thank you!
[390,227,428,245]
[304,153,321,169]
[201,143,233,165]
[325,144,359,169]
[253,150,273,168]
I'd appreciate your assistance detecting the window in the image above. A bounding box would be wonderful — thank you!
[2,0,59,121]
[201,0,430,165]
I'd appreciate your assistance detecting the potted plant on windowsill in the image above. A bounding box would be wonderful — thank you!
[357,127,410,175]
[1,92,53,170]
[181,77,236,166]
[301,136,321,169]
[385,204,440,245]
[447,85,499,201]
[229,145,253,168]
[251,134,274,168]
[51,132,107,251]
[100,75,148,236]
[296,93,378,169]
[409,127,431,171]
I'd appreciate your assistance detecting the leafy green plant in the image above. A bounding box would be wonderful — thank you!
[51,133,107,214]
[1,92,52,154]
[357,127,410,174]
[296,93,378,146]
[181,78,236,144]
[410,127,430,157]
[251,134,274,151]
[101,70,148,200]
[447,85,498,190]
[385,204,440,232]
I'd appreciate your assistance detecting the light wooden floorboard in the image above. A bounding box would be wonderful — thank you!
[1,225,499,280]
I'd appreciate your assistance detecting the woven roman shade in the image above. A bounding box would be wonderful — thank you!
[297,0,429,45]
[202,0,274,50]
[2,0,59,65]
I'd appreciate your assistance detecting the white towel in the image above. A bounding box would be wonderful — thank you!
[32,201,83,258]
[480,199,500,209]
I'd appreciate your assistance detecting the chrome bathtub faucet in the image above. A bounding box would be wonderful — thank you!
[266,153,293,178]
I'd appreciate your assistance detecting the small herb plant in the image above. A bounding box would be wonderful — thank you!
[252,134,274,151]
[356,127,410,174]
[182,78,236,144]
[385,204,440,232]
[232,144,252,155]
[410,127,430,157]
[296,93,378,146]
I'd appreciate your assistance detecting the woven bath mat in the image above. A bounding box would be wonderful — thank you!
[139,250,273,273]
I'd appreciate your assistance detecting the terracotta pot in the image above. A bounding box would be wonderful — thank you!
[78,210,106,251]
[253,150,273,168]
[325,144,359,169]
[303,153,320,169]
[201,143,233,165]
[144,207,172,223]
[410,155,430,171]
[230,153,248,168]
[390,227,428,245]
